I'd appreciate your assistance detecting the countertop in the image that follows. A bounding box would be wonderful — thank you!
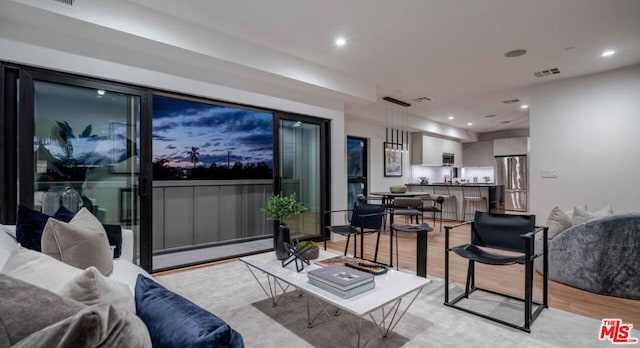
[406,183,501,187]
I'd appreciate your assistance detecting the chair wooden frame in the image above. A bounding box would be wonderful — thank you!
[444,211,549,333]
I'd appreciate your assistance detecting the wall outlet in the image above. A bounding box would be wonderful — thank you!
[541,170,558,178]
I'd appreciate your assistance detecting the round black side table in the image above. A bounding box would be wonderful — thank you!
[391,223,433,279]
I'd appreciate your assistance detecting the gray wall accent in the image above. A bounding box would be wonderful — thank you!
[194,186,220,244]
[164,187,194,248]
[152,187,165,250]
[152,180,273,252]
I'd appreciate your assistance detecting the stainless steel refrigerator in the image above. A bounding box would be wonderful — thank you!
[495,155,528,211]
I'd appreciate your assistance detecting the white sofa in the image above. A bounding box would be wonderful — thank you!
[0,224,150,294]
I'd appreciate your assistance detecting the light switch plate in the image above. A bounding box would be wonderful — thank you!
[541,170,558,178]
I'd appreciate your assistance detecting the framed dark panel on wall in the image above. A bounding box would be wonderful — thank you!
[384,142,402,177]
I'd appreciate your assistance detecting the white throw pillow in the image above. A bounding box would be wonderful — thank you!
[57,266,135,313]
[572,206,614,225]
[41,208,113,276]
[1,246,82,292]
[0,228,18,270]
[546,204,588,239]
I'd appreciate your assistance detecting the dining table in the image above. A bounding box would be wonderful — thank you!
[369,191,430,268]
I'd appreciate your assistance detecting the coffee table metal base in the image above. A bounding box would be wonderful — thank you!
[244,261,425,348]
[304,286,424,347]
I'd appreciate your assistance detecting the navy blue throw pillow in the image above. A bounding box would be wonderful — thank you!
[16,205,75,251]
[135,275,244,348]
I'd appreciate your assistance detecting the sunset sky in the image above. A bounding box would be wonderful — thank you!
[152,95,274,168]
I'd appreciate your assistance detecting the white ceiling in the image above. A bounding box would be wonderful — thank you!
[127,0,640,133]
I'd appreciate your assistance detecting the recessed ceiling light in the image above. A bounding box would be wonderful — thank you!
[601,50,615,57]
[97,89,105,95]
[335,37,346,46]
[504,49,527,58]
[467,122,473,126]
[520,105,528,109]
[448,116,454,120]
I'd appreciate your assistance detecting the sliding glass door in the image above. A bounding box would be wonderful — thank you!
[276,115,329,241]
[16,69,152,269]
[347,136,368,209]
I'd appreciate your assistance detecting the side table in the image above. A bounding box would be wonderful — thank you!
[391,223,433,279]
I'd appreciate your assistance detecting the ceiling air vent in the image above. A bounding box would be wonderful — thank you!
[413,96,433,103]
[534,67,560,78]
[50,0,75,6]
[484,114,496,118]
[501,99,520,104]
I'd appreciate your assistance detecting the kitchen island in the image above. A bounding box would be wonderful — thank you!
[406,183,504,221]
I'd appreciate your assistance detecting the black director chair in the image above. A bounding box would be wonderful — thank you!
[444,211,548,332]
[324,201,386,263]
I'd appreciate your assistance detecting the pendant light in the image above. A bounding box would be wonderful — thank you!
[383,96,411,154]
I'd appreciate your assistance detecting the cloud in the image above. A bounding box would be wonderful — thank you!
[224,116,272,132]
[236,133,273,147]
[153,133,176,142]
[153,95,212,119]
[166,144,176,149]
[201,142,212,148]
[153,122,179,132]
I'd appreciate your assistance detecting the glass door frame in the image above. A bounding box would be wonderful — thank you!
[273,112,330,243]
[347,136,368,208]
[15,66,153,271]
[0,64,19,224]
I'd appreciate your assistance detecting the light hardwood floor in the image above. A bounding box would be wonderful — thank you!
[325,218,640,327]
[155,218,640,326]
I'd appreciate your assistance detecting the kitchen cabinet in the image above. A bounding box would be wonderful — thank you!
[493,137,528,156]
[411,133,462,165]
[462,140,494,167]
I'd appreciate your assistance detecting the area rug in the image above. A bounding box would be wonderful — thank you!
[156,261,636,347]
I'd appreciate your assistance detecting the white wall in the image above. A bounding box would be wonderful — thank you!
[529,64,640,218]
[345,115,411,194]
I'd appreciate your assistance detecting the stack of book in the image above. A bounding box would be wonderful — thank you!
[307,265,374,298]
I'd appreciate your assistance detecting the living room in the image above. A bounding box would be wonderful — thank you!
[1,0,639,347]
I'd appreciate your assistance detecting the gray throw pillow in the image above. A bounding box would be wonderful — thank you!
[0,274,84,345]
[41,208,113,276]
[12,304,152,348]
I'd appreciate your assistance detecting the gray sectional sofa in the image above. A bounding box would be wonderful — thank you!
[536,213,640,300]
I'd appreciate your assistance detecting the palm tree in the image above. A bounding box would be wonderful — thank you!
[187,146,200,167]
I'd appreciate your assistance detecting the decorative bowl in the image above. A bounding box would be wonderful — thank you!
[389,186,407,193]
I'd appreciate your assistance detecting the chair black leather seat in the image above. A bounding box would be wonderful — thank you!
[451,244,525,265]
[444,211,549,333]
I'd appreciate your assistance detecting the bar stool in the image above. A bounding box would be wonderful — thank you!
[433,185,458,221]
[461,186,488,221]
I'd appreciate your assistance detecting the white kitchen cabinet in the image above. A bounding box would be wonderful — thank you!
[411,133,462,165]
[493,137,528,156]
[441,138,462,165]
[462,140,493,167]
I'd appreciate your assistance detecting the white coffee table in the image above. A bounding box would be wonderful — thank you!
[240,250,429,347]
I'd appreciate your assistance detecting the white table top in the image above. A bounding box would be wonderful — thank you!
[240,250,429,316]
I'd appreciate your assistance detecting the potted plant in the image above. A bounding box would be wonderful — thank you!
[296,240,319,260]
[262,193,307,260]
